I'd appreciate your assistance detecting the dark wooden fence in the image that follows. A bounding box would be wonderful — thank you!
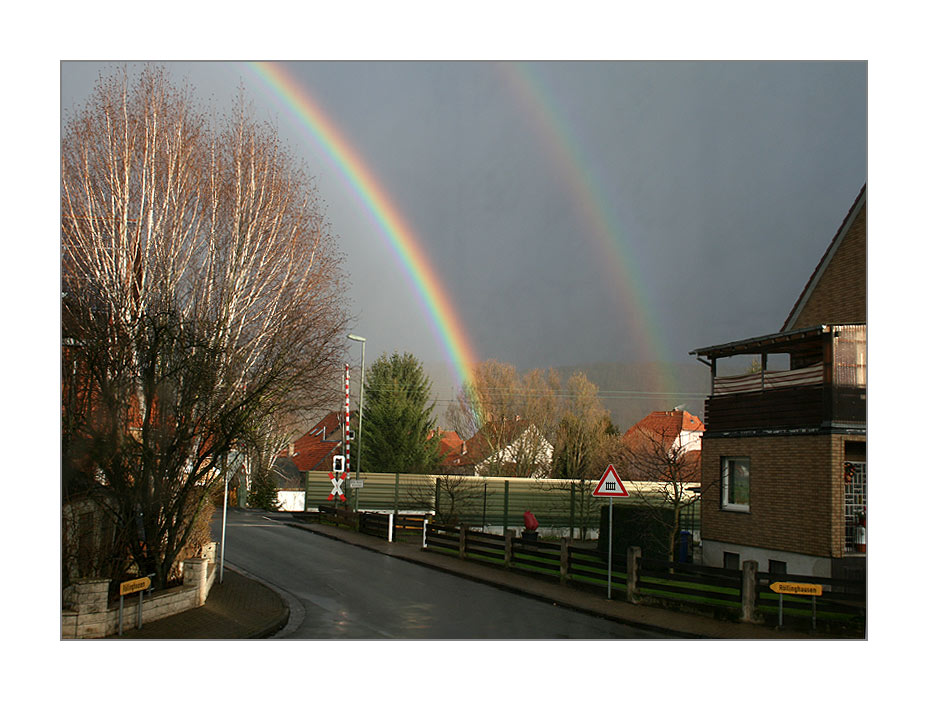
[357,511,432,542]
[756,570,866,627]
[301,509,865,633]
[422,523,865,631]
[316,504,358,529]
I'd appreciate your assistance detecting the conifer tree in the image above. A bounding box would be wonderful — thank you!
[360,352,442,474]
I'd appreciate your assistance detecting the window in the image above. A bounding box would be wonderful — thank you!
[723,551,740,570]
[721,457,750,511]
[769,559,787,576]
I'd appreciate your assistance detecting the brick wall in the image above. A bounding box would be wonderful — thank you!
[791,202,866,329]
[61,544,217,639]
[701,434,862,559]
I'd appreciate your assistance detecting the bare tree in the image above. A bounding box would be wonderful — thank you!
[446,360,559,478]
[615,424,702,561]
[61,67,348,587]
[549,372,619,539]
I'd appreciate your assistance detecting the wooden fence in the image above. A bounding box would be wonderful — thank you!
[756,570,866,627]
[422,523,865,631]
[301,505,864,632]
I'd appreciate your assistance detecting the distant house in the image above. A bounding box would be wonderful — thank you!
[277,411,346,478]
[621,409,704,482]
[463,419,553,478]
[691,185,866,579]
[431,429,475,475]
[623,409,704,454]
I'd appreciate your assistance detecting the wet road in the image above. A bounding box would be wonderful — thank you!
[215,510,667,639]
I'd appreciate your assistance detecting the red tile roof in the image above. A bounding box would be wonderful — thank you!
[436,430,464,461]
[624,410,704,441]
[284,411,345,472]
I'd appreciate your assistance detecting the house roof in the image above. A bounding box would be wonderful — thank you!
[283,411,345,472]
[691,324,829,359]
[624,410,705,443]
[434,430,466,466]
[464,419,536,465]
[624,410,706,448]
[622,411,704,481]
[781,184,866,332]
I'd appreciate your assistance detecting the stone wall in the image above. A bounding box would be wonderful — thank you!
[61,542,218,639]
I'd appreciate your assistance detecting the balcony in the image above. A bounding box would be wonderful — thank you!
[691,324,866,435]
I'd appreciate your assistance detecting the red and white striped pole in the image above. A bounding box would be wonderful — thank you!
[344,363,350,476]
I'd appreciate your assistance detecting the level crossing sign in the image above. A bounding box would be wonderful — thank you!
[592,463,629,601]
[592,464,629,497]
[328,471,348,502]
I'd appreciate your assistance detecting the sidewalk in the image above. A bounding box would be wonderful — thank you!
[112,512,843,639]
[111,566,289,640]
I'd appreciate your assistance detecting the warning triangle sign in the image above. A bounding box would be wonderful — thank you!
[593,464,629,497]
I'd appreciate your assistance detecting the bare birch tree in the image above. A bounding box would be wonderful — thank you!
[61,67,348,587]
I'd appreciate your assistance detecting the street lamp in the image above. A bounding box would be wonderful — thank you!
[347,334,366,509]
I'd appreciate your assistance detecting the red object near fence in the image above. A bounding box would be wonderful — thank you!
[523,510,538,532]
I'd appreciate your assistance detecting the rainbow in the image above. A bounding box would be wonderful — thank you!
[246,62,480,394]
[499,63,678,396]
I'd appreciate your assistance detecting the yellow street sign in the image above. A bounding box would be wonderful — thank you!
[770,581,822,596]
[120,577,151,596]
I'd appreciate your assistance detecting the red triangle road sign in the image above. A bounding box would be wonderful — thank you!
[593,464,629,497]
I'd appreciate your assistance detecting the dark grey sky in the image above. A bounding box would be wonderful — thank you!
[60,60,867,392]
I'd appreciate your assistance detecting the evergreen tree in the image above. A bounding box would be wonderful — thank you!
[246,465,281,511]
[360,352,442,474]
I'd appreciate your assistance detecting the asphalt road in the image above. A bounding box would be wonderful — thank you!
[214,510,667,639]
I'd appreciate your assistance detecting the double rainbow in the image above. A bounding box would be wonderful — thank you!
[247,62,480,393]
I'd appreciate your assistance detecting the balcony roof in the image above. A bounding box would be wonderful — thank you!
[690,325,834,360]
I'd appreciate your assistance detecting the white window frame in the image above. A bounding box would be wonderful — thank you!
[721,456,750,512]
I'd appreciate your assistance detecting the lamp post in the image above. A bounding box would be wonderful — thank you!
[347,334,366,510]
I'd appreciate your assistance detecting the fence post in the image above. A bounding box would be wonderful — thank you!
[422,519,429,550]
[388,513,394,543]
[482,482,487,531]
[504,529,514,568]
[569,482,576,540]
[741,560,760,623]
[434,478,441,521]
[394,473,400,516]
[560,537,569,584]
[626,546,641,604]
[503,480,510,532]
[459,523,467,559]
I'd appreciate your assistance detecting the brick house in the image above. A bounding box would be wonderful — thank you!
[690,185,866,578]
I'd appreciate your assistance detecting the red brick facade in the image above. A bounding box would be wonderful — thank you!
[701,434,865,559]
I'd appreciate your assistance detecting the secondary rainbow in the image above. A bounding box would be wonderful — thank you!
[499,63,680,397]
[246,62,479,393]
